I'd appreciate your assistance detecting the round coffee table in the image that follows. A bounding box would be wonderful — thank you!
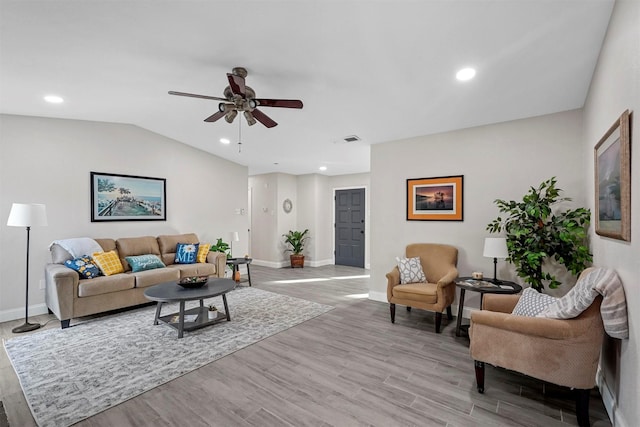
[144,277,236,338]
[455,277,522,337]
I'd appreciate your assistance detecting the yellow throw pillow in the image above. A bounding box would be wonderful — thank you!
[197,244,211,263]
[92,250,124,276]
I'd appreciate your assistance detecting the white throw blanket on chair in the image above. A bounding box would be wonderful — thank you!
[538,267,628,339]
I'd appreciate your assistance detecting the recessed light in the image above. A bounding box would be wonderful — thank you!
[44,95,64,104]
[456,67,476,81]
[319,166,327,171]
[220,138,230,144]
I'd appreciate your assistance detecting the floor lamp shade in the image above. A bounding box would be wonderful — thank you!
[229,231,240,257]
[483,237,508,283]
[7,203,48,333]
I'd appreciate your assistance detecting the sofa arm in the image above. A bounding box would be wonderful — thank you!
[44,263,77,322]
[207,251,227,278]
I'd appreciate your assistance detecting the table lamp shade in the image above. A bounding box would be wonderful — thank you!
[7,203,48,227]
[230,231,240,242]
[483,237,508,259]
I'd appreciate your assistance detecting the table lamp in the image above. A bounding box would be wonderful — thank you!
[483,237,508,283]
[7,203,48,333]
[229,231,239,258]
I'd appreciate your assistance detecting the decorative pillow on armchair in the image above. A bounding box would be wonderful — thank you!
[64,255,102,279]
[396,256,427,284]
[175,243,199,264]
[512,287,557,317]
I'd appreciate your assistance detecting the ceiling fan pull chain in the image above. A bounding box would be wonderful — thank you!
[238,117,242,153]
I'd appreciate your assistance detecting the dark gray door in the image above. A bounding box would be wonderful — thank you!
[335,188,365,267]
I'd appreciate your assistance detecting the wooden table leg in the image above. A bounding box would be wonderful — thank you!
[456,288,466,337]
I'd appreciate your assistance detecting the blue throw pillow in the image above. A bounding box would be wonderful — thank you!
[175,243,199,264]
[65,255,102,279]
[125,254,166,272]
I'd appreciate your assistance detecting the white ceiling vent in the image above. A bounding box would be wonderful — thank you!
[335,135,361,144]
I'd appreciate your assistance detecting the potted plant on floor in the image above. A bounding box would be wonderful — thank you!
[486,177,592,292]
[283,229,309,268]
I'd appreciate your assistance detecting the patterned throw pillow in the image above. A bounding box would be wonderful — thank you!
[512,287,557,317]
[64,255,102,279]
[92,250,124,276]
[125,254,166,273]
[175,243,199,264]
[197,243,211,263]
[396,257,427,284]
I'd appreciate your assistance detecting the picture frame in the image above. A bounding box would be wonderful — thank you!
[91,172,166,222]
[594,110,631,241]
[406,175,463,221]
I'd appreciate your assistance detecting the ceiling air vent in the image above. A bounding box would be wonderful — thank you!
[343,135,360,142]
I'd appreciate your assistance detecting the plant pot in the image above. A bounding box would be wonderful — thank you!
[208,310,218,320]
[290,254,305,268]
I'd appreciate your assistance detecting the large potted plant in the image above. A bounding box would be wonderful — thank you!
[486,177,592,292]
[283,229,309,268]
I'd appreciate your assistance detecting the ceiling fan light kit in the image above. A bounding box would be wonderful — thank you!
[169,67,303,128]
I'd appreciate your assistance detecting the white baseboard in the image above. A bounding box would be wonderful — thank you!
[0,303,49,323]
[596,368,622,427]
[307,258,334,267]
[250,258,335,268]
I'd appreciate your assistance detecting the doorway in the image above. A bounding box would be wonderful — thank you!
[334,188,365,267]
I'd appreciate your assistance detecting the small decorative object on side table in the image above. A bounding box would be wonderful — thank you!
[226,257,253,286]
[455,277,522,337]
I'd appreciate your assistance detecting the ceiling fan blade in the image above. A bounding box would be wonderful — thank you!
[252,108,278,128]
[255,99,303,109]
[204,110,226,122]
[168,91,227,101]
[227,73,246,97]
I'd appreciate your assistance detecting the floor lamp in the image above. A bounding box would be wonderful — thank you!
[229,231,239,258]
[7,203,48,333]
[483,237,508,283]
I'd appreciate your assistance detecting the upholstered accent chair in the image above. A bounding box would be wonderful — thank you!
[469,274,605,427]
[386,243,458,333]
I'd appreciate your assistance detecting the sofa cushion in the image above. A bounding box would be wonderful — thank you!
[92,250,125,276]
[116,236,161,271]
[158,233,199,265]
[197,243,211,263]
[64,256,102,279]
[133,267,180,288]
[168,263,217,278]
[77,274,135,297]
[125,254,166,272]
[392,282,438,304]
[512,287,557,317]
[175,243,199,264]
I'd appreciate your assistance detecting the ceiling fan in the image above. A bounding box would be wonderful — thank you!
[169,67,303,128]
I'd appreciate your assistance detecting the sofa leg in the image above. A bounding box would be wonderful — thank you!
[61,319,70,329]
[390,303,396,323]
[435,312,442,333]
[406,306,411,312]
[446,306,453,320]
[475,360,485,393]
[575,389,591,427]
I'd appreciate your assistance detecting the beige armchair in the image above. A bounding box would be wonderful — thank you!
[386,243,458,333]
[470,287,604,427]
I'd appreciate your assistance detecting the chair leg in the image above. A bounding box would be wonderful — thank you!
[474,360,485,393]
[446,306,453,320]
[575,389,591,427]
[406,306,412,311]
[435,312,442,333]
[390,303,396,323]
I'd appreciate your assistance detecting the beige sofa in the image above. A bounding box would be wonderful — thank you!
[45,233,226,328]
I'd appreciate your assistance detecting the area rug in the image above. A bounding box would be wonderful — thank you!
[3,287,333,427]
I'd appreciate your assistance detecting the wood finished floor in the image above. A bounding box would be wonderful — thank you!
[1,265,611,427]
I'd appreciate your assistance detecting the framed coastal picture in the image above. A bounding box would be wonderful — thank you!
[594,110,631,241]
[90,172,166,222]
[406,175,464,221]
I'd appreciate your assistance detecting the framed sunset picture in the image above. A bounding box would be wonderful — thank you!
[406,175,464,221]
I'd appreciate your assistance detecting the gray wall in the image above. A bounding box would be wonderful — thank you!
[0,114,249,320]
[582,0,639,424]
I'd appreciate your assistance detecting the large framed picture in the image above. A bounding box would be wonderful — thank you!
[594,110,631,241]
[91,172,166,222]
[406,175,464,221]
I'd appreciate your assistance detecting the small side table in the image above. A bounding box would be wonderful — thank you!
[226,257,253,286]
[455,277,522,337]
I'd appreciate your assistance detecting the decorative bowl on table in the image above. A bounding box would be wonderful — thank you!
[177,276,209,288]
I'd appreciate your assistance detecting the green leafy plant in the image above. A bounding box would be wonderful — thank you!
[209,238,231,259]
[283,229,309,255]
[486,177,592,292]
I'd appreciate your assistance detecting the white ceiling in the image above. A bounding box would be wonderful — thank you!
[0,0,614,176]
